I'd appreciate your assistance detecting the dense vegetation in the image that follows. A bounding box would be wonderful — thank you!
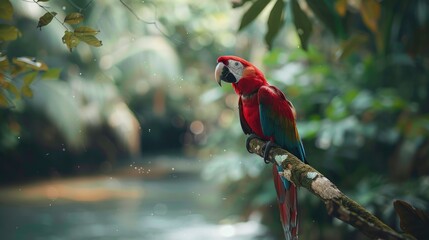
[1,0,428,239]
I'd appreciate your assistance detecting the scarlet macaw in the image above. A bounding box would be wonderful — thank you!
[214,56,306,240]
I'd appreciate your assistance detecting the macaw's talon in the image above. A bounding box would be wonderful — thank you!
[246,134,261,153]
[262,141,278,165]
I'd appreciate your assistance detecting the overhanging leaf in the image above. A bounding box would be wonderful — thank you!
[360,0,380,33]
[238,0,270,31]
[13,57,48,71]
[76,34,102,47]
[0,24,21,41]
[305,0,345,39]
[64,12,84,25]
[292,0,312,51]
[265,0,285,50]
[62,31,80,52]
[0,0,13,21]
[74,26,99,36]
[37,12,57,30]
[232,0,253,8]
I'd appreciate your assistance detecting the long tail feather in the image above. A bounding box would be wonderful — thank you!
[273,165,298,240]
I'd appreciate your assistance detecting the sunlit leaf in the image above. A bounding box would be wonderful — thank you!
[238,0,270,31]
[42,68,61,80]
[394,200,429,240]
[265,0,285,50]
[0,0,13,21]
[335,0,347,17]
[336,34,368,60]
[74,26,99,36]
[21,85,33,98]
[37,12,57,30]
[12,57,48,71]
[0,92,8,107]
[23,71,38,85]
[232,0,253,8]
[62,31,80,52]
[292,0,312,51]
[64,12,84,25]
[0,24,21,41]
[76,34,102,47]
[360,0,380,33]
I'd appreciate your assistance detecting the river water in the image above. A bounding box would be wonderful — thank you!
[0,156,270,240]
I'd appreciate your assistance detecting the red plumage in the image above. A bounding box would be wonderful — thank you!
[216,56,305,240]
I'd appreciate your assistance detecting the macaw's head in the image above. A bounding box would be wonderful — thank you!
[215,56,267,95]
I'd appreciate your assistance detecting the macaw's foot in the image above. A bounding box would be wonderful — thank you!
[246,134,261,153]
[262,141,279,165]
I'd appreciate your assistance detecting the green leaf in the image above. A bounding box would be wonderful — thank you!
[62,31,80,52]
[0,0,13,21]
[37,0,51,2]
[291,0,312,51]
[265,0,285,50]
[37,12,57,30]
[0,24,21,41]
[23,71,38,85]
[12,57,48,71]
[238,0,270,31]
[74,26,99,36]
[64,12,84,25]
[305,0,345,39]
[21,85,33,98]
[76,34,102,47]
[42,68,61,80]
[0,56,9,71]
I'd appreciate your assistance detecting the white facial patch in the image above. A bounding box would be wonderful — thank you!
[227,60,244,82]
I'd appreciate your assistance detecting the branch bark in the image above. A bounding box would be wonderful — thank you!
[247,137,413,240]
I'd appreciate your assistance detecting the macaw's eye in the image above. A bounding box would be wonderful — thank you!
[235,62,239,66]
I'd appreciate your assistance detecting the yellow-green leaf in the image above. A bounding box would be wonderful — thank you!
[336,34,368,60]
[23,71,38,85]
[42,68,61,80]
[62,31,80,52]
[37,12,57,30]
[0,92,8,107]
[360,0,380,33]
[64,12,84,25]
[21,85,33,98]
[0,24,21,41]
[0,0,13,21]
[76,34,102,47]
[3,81,19,98]
[13,57,48,71]
[74,26,99,36]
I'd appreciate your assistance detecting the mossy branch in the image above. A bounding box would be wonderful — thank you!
[247,137,414,240]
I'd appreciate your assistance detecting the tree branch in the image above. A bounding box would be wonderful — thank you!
[247,137,414,240]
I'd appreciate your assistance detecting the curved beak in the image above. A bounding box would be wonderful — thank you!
[214,62,224,86]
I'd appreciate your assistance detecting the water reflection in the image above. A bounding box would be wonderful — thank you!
[0,156,270,240]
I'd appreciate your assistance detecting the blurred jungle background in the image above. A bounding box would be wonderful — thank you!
[1,0,428,239]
